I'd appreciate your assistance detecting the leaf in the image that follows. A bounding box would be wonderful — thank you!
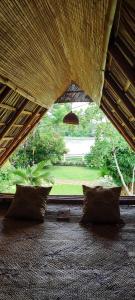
[13,179,27,185]
[32,161,46,176]
[13,169,27,180]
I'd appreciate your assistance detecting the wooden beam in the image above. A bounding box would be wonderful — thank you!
[0,193,135,205]
[0,108,47,165]
[0,147,6,151]
[107,54,112,71]
[22,110,32,115]
[103,89,135,136]
[105,72,135,117]
[0,77,35,104]
[115,37,135,66]
[101,103,135,150]
[0,123,24,128]
[13,124,23,128]
[22,110,40,116]
[0,75,48,109]
[0,99,28,140]
[13,110,46,149]
[0,103,16,111]
[113,0,122,38]
[0,86,11,102]
[1,137,14,141]
[101,102,135,150]
[109,43,135,86]
[124,80,131,92]
[0,84,5,93]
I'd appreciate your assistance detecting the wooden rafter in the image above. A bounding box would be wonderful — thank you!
[22,110,32,115]
[0,107,47,165]
[105,72,135,117]
[12,124,24,128]
[6,109,47,162]
[0,86,11,102]
[115,37,135,65]
[109,44,135,86]
[0,81,47,165]
[1,137,14,141]
[0,147,6,151]
[0,123,24,128]
[103,89,135,136]
[0,103,16,111]
[101,103,135,151]
[124,80,131,92]
[0,99,28,140]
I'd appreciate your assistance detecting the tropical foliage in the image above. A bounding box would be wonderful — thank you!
[85,121,135,194]
[40,103,104,137]
[12,161,54,186]
[10,128,67,168]
[0,102,134,195]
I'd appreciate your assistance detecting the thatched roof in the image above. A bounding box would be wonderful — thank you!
[100,0,135,151]
[0,0,134,165]
[0,0,116,107]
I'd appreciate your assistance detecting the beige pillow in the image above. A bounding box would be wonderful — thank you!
[6,185,52,222]
[81,185,121,224]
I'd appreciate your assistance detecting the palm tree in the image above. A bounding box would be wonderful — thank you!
[13,161,54,186]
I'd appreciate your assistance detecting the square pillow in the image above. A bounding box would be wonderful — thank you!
[6,185,52,222]
[81,185,121,224]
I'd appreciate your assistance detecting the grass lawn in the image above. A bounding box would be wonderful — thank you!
[0,166,101,195]
[50,184,83,195]
[49,166,101,181]
[49,166,101,195]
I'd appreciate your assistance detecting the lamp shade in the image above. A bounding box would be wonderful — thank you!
[63,111,79,125]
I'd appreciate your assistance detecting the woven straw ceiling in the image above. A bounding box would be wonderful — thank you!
[0,0,134,167]
[0,0,116,108]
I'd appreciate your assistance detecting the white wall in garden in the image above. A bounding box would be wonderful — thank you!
[64,137,95,156]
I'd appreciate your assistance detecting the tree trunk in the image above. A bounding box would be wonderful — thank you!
[113,150,131,196]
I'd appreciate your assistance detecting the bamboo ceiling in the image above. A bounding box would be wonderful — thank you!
[100,0,135,151]
[0,0,135,166]
[0,0,116,108]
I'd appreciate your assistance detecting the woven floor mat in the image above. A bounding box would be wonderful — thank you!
[0,205,135,300]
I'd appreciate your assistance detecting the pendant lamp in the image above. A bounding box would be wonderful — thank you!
[63,111,79,125]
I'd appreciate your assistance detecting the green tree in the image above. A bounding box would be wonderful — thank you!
[10,127,67,168]
[85,121,135,194]
[39,103,104,137]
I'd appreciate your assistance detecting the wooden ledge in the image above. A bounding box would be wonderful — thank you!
[0,193,135,206]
